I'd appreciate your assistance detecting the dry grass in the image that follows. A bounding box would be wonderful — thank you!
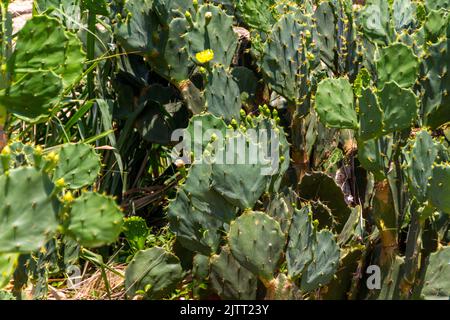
[52,263,127,300]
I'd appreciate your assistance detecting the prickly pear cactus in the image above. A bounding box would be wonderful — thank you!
[0,253,18,289]
[260,12,314,104]
[125,247,184,299]
[403,130,440,203]
[209,246,257,300]
[300,229,340,292]
[0,14,85,122]
[287,206,315,279]
[53,143,101,189]
[228,211,285,281]
[65,192,124,248]
[186,3,238,67]
[422,246,450,299]
[378,81,418,133]
[315,78,358,130]
[376,43,419,89]
[204,66,241,121]
[358,87,383,140]
[0,167,58,253]
[420,38,450,129]
[427,163,450,214]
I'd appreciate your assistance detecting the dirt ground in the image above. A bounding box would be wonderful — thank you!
[9,0,33,33]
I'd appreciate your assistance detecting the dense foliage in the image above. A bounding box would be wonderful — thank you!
[0,0,449,300]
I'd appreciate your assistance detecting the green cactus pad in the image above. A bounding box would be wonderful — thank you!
[261,13,312,103]
[186,4,238,67]
[228,211,285,280]
[192,253,210,299]
[358,87,384,140]
[322,246,364,300]
[35,0,81,30]
[184,113,227,159]
[359,0,392,45]
[168,144,237,255]
[150,17,192,84]
[358,136,393,181]
[125,247,183,299]
[66,192,123,248]
[115,0,156,54]
[210,132,272,210]
[392,0,416,32]
[13,14,85,88]
[205,66,242,122]
[0,70,63,123]
[425,0,450,11]
[182,162,236,223]
[267,193,293,234]
[376,43,419,89]
[420,39,450,129]
[0,253,18,289]
[253,115,290,193]
[403,130,439,202]
[314,2,337,70]
[428,163,450,214]
[378,81,418,133]
[287,206,315,279]
[123,216,149,251]
[58,32,86,87]
[0,167,58,253]
[153,0,200,26]
[236,0,276,32]
[209,246,257,300]
[422,246,450,299]
[53,143,102,189]
[116,1,192,84]
[315,78,358,130]
[423,9,449,43]
[300,229,340,292]
[231,67,258,104]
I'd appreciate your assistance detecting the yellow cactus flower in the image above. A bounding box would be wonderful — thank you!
[34,145,43,155]
[195,49,214,64]
[1,145,10,155]
[63,191,75,203]
[55,178,66,188]
[45,151,59,163]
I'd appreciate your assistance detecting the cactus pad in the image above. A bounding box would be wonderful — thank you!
[378,81,418,133]
[66,192,123,248]
[315,78,358,130]
[428,163,450,214]
[54,143,101,189]
[0,167,58,253]
[125,247,184,299]
[228,211,284,280]
[209,246,257,300]
[376,43,419,89]
[422,246,450,299]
